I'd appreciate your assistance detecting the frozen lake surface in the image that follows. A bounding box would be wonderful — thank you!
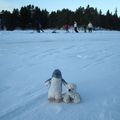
[0,30,120,120]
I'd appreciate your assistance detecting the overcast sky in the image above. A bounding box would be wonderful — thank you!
[0,0,120,15]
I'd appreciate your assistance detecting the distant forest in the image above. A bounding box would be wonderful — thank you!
[0,4,120,30]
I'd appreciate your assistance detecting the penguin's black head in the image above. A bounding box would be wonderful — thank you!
[52,69,62,78]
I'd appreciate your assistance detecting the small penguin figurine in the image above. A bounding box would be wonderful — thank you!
[45,69,67,102]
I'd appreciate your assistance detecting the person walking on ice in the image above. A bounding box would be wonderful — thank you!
[88,22,93,32]
[36,21,44,33]
[74,21,79,33]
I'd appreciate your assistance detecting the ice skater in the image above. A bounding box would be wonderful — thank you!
[74,21,79,33]
[36,21,44,33]
[64,24,69,32]
[88,22,93,32]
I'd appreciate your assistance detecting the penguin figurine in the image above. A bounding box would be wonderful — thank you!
[45,69,67,102]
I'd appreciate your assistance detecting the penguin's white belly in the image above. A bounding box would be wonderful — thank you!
[48,77,62,99]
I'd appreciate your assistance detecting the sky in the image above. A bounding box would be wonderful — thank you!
[0,0,120,15]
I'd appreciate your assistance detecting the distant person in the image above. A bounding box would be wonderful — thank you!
[88,22,93,32]
[36,21,40,33]
[64,24,69,32]
[39,22,44,32]
[74,21,79,33]
[0,18,2,30]
[83,25,87,33]
[36,21,44,33]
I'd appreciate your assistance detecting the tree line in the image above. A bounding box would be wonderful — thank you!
[0,4,120,30]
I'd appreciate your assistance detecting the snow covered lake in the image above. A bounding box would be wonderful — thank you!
[0,30,120,120]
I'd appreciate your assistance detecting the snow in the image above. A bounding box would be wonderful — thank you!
[0,30,120,120]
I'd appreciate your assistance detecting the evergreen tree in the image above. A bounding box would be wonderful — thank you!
[49,11,58,28]
[74,7,85,26]
[41,9,49,28]
[20,6,31,29]
[2,10,15,30]
[55,9,74,28]
[12,9,20,29]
